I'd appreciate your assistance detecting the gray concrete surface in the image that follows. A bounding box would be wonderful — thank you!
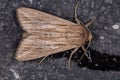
[0,0,120,80]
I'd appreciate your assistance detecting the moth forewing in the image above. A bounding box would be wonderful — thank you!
[15,7,89,61]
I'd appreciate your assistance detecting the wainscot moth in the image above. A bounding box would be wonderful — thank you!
[15,4,96,68]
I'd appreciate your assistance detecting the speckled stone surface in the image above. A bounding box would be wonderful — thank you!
[0,0,120,80]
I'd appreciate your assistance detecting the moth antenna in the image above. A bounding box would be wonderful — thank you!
[75,3,85,25]
[68,47,79,69]
[78,53,85,63]
[85,17,96,28]
[39,56,48,64]
[81,46,92,62]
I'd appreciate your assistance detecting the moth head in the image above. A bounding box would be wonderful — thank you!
[84,17,96,45]
[84,26,92,49]
[87,29,92,42]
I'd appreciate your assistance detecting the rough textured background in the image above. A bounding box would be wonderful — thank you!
[0,0,120,80]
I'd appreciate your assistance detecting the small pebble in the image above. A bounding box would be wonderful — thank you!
[112,24,120,29]
[100,36,104,39]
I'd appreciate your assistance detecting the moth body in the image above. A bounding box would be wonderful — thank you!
[15,7,92,61]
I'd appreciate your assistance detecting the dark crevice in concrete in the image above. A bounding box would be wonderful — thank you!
[78,48,120,71]
[52,48,120,71]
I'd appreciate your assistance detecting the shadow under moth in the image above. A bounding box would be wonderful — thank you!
[15,5,95,68]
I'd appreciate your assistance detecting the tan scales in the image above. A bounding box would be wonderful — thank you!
[15,5,95,68]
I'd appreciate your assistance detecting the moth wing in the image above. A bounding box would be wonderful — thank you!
[16,7,83,33]
[16,7,85,61]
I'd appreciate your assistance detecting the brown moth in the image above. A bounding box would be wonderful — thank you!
[15,5,95,68]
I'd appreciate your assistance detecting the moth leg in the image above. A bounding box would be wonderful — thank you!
[39,56,48,64]
[78,50,91,63]
[68,47,79,68]
[85,17,96,28]
[75,3,85,25]
[81,46,92,62]
[87,50,92,62]
[78,53,85,63]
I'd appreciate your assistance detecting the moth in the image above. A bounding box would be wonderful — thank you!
[15,5,95,68]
